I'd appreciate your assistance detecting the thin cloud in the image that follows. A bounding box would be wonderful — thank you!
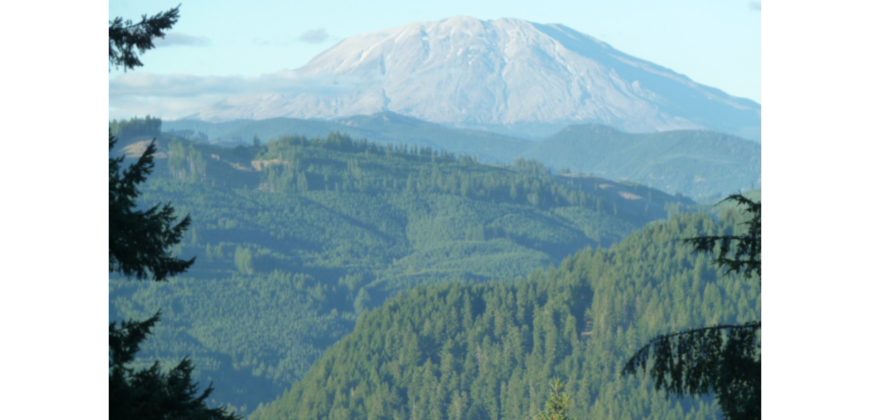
[110,73,247,97]
[110,72,353,97]
[748,1,761,11]
[109,71,360,119]
[155,33,211,47]
[298,28,329,44]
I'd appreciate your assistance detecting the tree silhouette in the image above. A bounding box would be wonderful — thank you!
[623,194,760,419]
[109,6,179,71]
[109,314,238,419]
[109,6,237,419]
[110,135,194,281]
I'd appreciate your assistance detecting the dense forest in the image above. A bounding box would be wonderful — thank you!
[163,114,760,201]
[523,124,760,201]
[251,209,759,419]
[163,112,531,164]
[109,117,696,414]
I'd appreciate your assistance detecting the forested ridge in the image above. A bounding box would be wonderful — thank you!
[251,209,759,419]
[523,124,760,201]
[161,115,759,201]
[109,117,694,414]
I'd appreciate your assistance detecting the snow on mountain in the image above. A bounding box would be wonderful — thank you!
[192,16,760,140]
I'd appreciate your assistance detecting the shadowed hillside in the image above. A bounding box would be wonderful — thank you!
[252,210,759,419]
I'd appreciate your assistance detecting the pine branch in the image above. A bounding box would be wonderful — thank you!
[109,5,180,71]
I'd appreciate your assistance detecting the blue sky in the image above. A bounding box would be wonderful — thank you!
[109,0,760,103]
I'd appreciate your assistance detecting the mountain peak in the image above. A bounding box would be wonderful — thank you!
[195,17,760,140]
[440,15,486,27]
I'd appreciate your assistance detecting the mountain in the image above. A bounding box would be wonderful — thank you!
[520,124,760,200]
[110,124,694,414]
[250,210,760,419]
[164,111,533,163]
[190,16,760,140]
[164,116,759,200]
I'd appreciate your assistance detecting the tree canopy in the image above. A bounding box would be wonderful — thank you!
[623,194,761,419]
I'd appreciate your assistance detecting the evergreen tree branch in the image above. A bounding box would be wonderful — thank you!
[109,5,180,71]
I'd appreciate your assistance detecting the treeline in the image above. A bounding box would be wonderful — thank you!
[110,115,162,144]
[156,130,690,224]
[258,134,645,212]
[251,210,759,419]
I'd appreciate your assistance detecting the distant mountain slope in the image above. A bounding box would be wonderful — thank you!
[139,131,692,287]
[164,112,532,163]
[522,124,760,199]
[190,16,759,140]
[110,129,693,414]
[166,115,758,200]
[251,211,760,419]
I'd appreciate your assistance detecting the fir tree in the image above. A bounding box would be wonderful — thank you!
[109,6,179,71]
[110,135,194,281]
[623,194,761,419]
[108,6,238,419]
[534,379,571,420]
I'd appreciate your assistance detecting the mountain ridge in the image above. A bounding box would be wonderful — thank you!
[188,16,760,140]
[162,114,759,199]
[523,123,760,199]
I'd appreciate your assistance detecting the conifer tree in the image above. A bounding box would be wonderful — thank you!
[108,6,238,419]
[534,379,571,420]
[110,134,194,280]
[623,194,761,419]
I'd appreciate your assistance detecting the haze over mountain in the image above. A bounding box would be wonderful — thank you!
[164,111,532,164]
[523,124,760,200]
[189,16,760,140]
[164,114,759,200]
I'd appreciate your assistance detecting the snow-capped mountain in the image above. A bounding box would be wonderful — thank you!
[193,16,760,140]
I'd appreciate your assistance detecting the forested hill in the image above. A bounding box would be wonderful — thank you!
[160,115,759,201]
[109,117,693,414]
[521,124,760,201]
[163,112,532,164]
[124,120,694,288]
[251,210,760,419]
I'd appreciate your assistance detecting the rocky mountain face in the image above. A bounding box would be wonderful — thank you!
[192,16,760,140]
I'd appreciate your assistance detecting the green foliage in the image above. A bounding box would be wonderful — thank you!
[136,130,692,288]
[522,124,760,200]
[109,7,235,418]
[164,117,759,200]
[168,139,208,182]
[110,272,354,415]
[535,379,571,420]
[233,246,254,275]
[622,322,760,419]
[623,195,761,419]
[687,194,761,278]
[109,6,179,71]
[163,111,531,163]
[250,212,759,419]
[110,313,239,420]
[111,128,693,412]
[110,136,194,281]
[110,116,162,145]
